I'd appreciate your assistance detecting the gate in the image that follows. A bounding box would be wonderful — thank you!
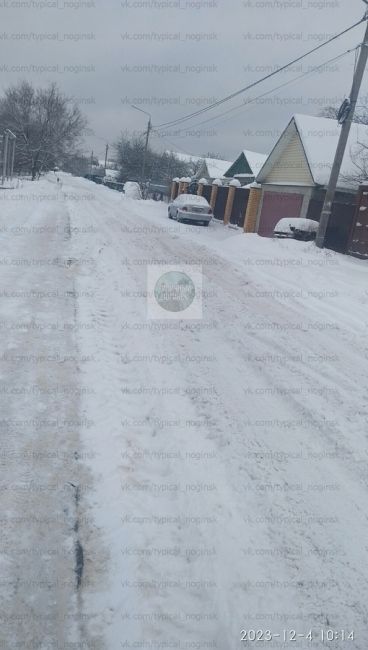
[230,187,250,227]
[258,191,303,237]
[213,186,228,221]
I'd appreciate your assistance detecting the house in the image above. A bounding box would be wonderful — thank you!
[255,114,365,251]
[166,151,232,182]
[224,149,268,184]
[193,156,233,182]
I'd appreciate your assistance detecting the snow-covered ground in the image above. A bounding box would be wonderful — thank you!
[1,173,368,649]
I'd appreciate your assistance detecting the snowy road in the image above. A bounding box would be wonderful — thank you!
[1,173,368,649]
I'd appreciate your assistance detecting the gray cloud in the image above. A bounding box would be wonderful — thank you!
[0,0,365,162]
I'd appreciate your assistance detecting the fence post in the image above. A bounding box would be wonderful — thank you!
[244,182,262,232]
[224,179,241,225]
[197,177,208,196]
[182,176,191,194]
[210,178,222,213]
[171,177,179,200]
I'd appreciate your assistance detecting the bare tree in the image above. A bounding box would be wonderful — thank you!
[318,104,368,185]
[0,81,87,179]
[114,135,191,183]
[340,141,368,186]
[201,151,224,159]
[319,104,368,125]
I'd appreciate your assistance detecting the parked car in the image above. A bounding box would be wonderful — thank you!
[168,194,212,226]
[273,217,319,241]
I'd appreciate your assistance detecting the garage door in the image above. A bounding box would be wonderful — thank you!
[258,191,304,237]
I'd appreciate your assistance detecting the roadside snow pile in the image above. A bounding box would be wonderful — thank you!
[123,181,142,199]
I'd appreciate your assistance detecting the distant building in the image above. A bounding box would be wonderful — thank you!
[193,157,233,182]
[224,149,268,184]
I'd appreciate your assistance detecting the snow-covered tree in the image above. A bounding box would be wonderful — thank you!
[114,135,191,183]
[0,81,87,179]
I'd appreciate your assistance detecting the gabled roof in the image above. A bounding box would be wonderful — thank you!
[225,149,268,177]
[257,113,368,189]
[242,149,268,174]
[203,157,233,178]
[165,150,232,179]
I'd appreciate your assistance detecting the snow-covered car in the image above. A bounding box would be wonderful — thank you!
[103,170,120,184]
[273,217,319,241]
[123,181,142,199]
[168,194,212,226]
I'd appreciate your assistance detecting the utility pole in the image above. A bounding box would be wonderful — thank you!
[104,143,109,174]
[142,116,151,186]
[90,150,94,176]
[131,105,152,190]
[316,7,368,248]
[2,131,9,186]
[10,136,15,180]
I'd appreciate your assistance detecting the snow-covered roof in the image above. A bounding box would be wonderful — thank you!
[242,149,268,175]
[204,157,233,178]
[165,150,232,179]
[257,113,367,189]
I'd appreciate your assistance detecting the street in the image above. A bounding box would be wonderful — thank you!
[1,173,368,649]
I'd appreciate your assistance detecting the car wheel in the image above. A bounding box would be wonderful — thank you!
[168,209,172,219]
[176,211,181,222]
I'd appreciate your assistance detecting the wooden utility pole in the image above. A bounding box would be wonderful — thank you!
[131,105,152,192]
[142,116,151,185]
[316,9,368,248]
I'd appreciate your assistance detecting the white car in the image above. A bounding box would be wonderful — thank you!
[274,217,319,241]
[168,194,212,226]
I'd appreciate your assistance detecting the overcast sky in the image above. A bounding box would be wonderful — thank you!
[2,0,368,163]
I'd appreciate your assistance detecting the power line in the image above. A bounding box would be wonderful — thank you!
[154,17,366,131]
[154,46,358,137]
